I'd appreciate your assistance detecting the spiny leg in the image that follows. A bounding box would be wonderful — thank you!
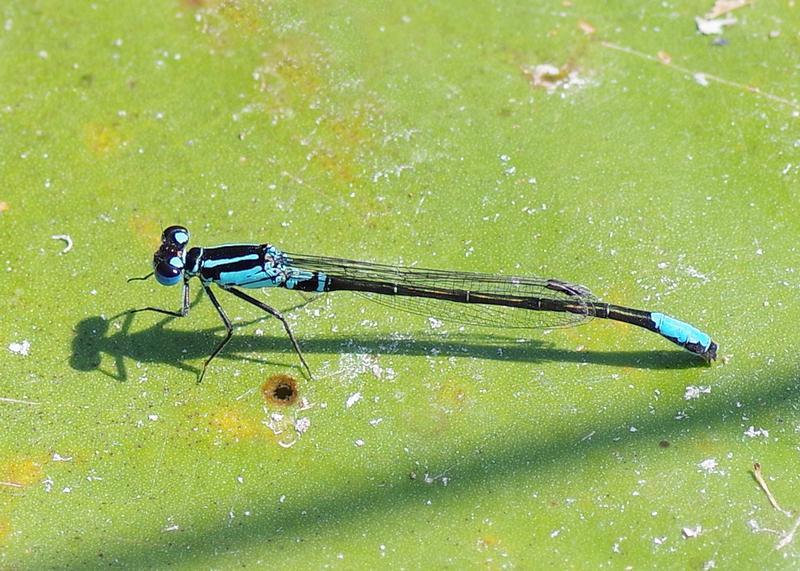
[224,286,313,379]
[199,284,233,384]
[123,282,215,381]
[126,280,191,320]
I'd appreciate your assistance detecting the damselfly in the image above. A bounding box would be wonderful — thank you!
[127,226,718,381]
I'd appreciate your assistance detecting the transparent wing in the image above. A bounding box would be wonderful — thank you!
[283,253,598,330]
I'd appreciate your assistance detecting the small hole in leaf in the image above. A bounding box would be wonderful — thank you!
[262,374,298,407]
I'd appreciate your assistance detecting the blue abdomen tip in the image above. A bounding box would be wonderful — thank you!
[652,312,712,350]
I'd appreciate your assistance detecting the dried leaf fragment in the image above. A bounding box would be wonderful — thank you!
[705,0,750,19]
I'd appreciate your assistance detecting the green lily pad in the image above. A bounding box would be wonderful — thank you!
[2,0,799,568]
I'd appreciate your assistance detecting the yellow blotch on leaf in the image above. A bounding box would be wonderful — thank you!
[210,407,261,440]
[85,123,123,157]
[0,457,44,488]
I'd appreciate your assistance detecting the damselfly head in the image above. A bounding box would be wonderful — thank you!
[153,226,189,286]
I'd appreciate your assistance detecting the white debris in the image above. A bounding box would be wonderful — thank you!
[744,426,769,438]
[698,458,719,473]
[294,417,311,434]
[8,340,30,356]
[684,385,712,400]
[346,392,363,409]
[682,525,703,538]
[695,16,737,35]
[51,234,73,254]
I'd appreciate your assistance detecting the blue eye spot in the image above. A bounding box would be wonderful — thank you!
[155,269,181,286]
[162,225,190,247]
[154,258,183,286]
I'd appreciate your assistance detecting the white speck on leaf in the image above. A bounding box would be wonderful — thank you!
[428,317,443,329]
[8,340,30,356]
[346,392,363,408]
[695,16,737,35]
[682,525,702,538]
[744,426,769,438]
[698,458,719,473]
[294,417,311,434]
[684,385,711,400]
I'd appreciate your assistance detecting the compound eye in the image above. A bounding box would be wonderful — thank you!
[162,226,190,248]
[154,256,184,286]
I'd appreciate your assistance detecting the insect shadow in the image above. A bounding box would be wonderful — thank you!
[71,293,702,382]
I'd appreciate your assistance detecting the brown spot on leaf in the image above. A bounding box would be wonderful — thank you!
[262,374,299,407]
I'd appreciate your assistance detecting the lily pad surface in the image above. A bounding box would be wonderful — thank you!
[1,1,799,568]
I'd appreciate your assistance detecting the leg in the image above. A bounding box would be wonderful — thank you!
[126,280,191,319]
[199,284,233,383]
[224,287,313,379]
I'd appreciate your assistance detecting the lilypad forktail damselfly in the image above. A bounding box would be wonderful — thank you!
[126,226,718,382]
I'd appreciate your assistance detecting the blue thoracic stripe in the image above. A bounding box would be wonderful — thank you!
[217,267,268,287]
[203,253,260,269]
[194,244,287,288]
